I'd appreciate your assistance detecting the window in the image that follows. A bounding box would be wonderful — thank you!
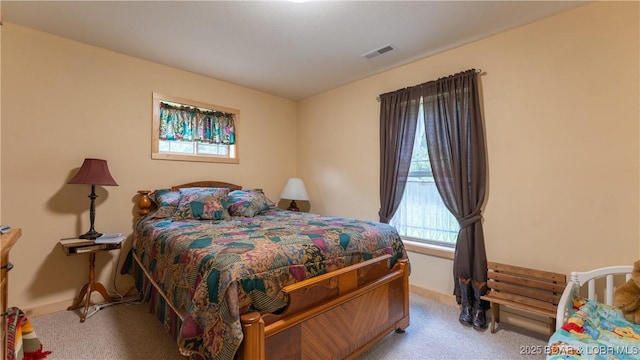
[152,93,239,164]
[390,101,459,247]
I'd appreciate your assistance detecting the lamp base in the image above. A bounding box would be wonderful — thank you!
[80,185,102,240]
[287,200,300,212]
[79,230,102,240]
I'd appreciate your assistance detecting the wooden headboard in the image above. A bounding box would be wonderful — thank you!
[137,181,243,216]
[169,181,242,192]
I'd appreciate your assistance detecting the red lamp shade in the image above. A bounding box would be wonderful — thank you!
[68,158,118,239]
[68,158,118,186]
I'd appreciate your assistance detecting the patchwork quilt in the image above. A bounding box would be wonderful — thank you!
[547,296,640,359]
[128,208,407,360]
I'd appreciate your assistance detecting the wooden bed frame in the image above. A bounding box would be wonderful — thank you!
[134,181,410,359]
[555,265,632,331]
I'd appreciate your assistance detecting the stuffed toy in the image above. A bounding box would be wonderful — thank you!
[614,259,640,324]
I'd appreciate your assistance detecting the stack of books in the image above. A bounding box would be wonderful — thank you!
[59,238,95,247]
[94,233,125,244]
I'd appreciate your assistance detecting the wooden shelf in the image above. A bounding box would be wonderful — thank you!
[59,239,121,256]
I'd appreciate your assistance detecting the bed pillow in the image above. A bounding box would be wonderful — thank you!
[148,189,181,219]
[227,189,275,217]
[172,187,231,221]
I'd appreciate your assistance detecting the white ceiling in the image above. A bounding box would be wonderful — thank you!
[3,1,588,100]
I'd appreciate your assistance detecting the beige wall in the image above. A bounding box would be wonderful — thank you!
[1,1,639,317]
[0,7,3,224]
[1,23,298,310]
[298,1,640,297]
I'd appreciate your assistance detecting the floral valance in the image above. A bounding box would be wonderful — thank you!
[159,102,236,145]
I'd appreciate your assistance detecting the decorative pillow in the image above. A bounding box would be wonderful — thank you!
[149,189,181,219]
[172,187,230,220]
[227,189,275,217]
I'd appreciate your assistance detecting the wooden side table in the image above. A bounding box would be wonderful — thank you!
[60,239,121,322]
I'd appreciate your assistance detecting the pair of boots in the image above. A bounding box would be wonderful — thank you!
[458,277,487,330]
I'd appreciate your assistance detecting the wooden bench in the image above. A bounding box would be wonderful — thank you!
[480,262,566,335]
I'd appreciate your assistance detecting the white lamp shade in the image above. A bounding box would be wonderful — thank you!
[280,178,309,201]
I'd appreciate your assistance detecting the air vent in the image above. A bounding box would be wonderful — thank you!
[361,44,395,59]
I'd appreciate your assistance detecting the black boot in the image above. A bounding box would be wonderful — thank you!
[472,280,488,330]
[458,277,472,326]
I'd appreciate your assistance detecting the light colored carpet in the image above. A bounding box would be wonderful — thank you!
[359,294,548,360]
[31,300,184,360]
[31,293,548,359]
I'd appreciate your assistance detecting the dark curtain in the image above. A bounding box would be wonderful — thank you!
[378,87,422,223]
[422,69,488,304]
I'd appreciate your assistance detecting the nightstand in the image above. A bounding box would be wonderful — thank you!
[60,239,121,322]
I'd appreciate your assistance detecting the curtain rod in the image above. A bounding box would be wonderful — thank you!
[376,68,483,102]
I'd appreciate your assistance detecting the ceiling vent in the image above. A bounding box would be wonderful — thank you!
[361,44,395,59]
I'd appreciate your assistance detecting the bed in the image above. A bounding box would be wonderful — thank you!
[546,265,638,359]
[125,181,410,360]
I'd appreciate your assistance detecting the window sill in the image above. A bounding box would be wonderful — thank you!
[402,239,454,260]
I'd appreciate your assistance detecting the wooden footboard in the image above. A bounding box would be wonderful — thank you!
[238,255,410,360]
[131,250,410,360]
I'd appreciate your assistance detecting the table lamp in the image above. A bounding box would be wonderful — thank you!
[280,177,309,212]
[68,158,118,239]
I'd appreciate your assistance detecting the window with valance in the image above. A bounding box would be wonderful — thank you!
[152,93,239,163]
